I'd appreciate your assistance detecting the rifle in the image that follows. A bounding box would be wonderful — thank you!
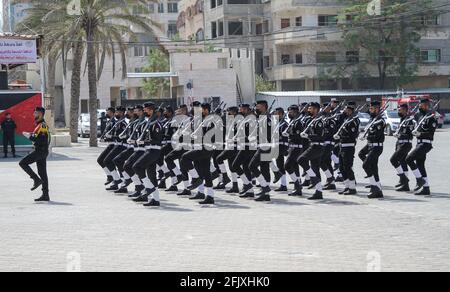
[268,99,277,113]
[411,100,441,137]
[360,101,391,141]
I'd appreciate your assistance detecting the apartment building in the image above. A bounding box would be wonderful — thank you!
[178,0,450,92]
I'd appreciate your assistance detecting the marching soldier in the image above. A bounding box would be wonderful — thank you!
[156,106,176,189]
[97,107,117,185]
[406,98,438,196]
[359,101,386,199]
[391,104,415,192]
[271,108,289,192]
[298,102,325,200]
[19,107,51,202]
[320,103,338,190]
[131,102,164,207]
[333,102,360,195]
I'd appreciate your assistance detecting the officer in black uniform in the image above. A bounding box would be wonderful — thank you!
[216,106,241,193]
[231,104,257,197]
[103,107,129,191]
[125,104,151,199]
[298,102,325,200]
[113,106,142,194]
[249,100,273,202]
[97,107,117,185]
[333,102,360,195]
[283,105,304,196]
[391,103,416,192]
[132,102,164,207]
[320,103,338,190]
[299,103,313,187]
[180,103,218,205]
[2,113,17,158]
[360,101,386,199]
[19,107,51,202]
[406,98,438,196]
[156,106,176,189]
[271,107,289,192]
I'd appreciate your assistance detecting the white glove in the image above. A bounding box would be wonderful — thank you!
[333,134,340,140]
[412,130,420,137]
[300,133,308,139]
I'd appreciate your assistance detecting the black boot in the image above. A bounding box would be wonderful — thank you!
[415,186,431,196]
[338,188,349,195]
[166,185,179,192]
[221,174,231,186]
[133,192,150,202]
[255,186,271,197]
[158,180,166,189]
[414,178,426,192]
[302,180,311,187]
[368,186,384,199]
[199,196,215,205]
[177,189,192,197]
[114,187,129,194]
[122,179,132,188]
[344,189,357,195]
[188,177,203,190]
[323,182,337,190]
[226,183,239,194]
[335,176,344,183]
[275,185,288,192]
[143,199,160,207]
[104,176,113,186]
[239,184,253,195]
[396,184,410,192]
[255,193,271,202]
[106,181,121,191]
[273,172,283,184]
[289,182,302,197]
[308,191,323,200]
[214,182,227,190]
[128,185,144,198]
[35,192,50,202]
[190,192,206,200]
[31,179,43,191]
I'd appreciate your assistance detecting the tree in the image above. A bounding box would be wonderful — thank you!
[256,75,276,92]
[142,49,170,98]
[328,0,437,89]
[19,0,160,146]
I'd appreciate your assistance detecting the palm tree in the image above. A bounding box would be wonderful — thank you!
[18,0,160,146]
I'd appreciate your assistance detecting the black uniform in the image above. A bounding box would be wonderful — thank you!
[406,111,438,194]
[19,119,50,196]
[273,118,289,182]
[1,118,17,157]
[359,115,385,195]
[103,117,129,177]
[97,117,117,172]
[337,115,360,193]
[320,113,338,183]
[390,115,415,190]
[283,115,304,195]
[123,117,148,182]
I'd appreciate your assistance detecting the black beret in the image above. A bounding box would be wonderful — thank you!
[201,103,211,111]
[107,107,116,113]
[127,107,135,111]
[256,100,268,106]
[227,106,239,113]
[346,101,356,109]
[165,106,174,113]
[178,104,188,109]
[309,102,321,109]
[116,106,126,112]
[288,105,299,111]
[135,105,144,110]
[240,103,251,108]
[144,102,156,109]
[275,107,285,113]
[399,103,409,109]
[371,101,381,107]
[420,98,431,104]
[301,102,308,106]
[331,98,339,103]
[35,107,45,114]
[192,101,202,107]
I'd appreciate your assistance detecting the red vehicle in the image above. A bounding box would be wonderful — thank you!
[382,94,430,112]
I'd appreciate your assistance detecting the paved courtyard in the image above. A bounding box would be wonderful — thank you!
[1,128,450,272]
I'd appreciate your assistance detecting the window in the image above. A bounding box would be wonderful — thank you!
[211,22,217,38]
[229,21,243,35]
[421,49,441,63]
[346,51,360,64]
[256,23,263,35]
[264,56,270,68]
[168,2,178,13]
[318,15,338,26]
[421,15,440,25]
[168,23,178,38]
[316,52,337,63]
[295,17,302,27]
[281,18,291,29]
[218,21,224,37]
[158,3,164,13]
[134,45,145,57]
[295,54,303,64]
[281,54,291,65]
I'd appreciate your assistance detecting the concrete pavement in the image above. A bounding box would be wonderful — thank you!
[0,128,450,272]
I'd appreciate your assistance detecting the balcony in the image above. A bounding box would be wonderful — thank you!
[270,27,343,45]
[265,64,321,81]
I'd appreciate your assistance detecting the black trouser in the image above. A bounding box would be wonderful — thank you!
[231,149,255,181]
[249,149,271,184]
[275,145,288,174]
[284,147,302,177]
[104,145,127,172]
[181,149,214,188]
[97,144,115,168]
[113,147,134,175]
[217,149,238,167]
[339,146,356,182]
[133,149,162,187]
[212,149,222,171]
[19,150,49,193]
[157,143,173,168]
[165,148,186,171]
[390,142,412,172]
[298,145,323,178]
[320,143,334,175]
[406,143,433,178]
[361,146,383,181]
[3,134,15,155]
[123,150,145,178]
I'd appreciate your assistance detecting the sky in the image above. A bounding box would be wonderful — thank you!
[0,0,3,32]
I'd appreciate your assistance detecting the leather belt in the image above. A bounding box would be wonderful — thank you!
[418,139,432,144]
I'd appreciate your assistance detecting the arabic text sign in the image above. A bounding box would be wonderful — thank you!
[0,38,37,64]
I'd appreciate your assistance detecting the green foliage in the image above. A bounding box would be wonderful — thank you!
[256,75,276,92]
[142,49,170,98]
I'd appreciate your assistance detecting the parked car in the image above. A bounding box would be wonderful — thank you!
[358,112,370,132]
[383,110,401,136]
[444,112,450,124]
[78,113,101,138]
